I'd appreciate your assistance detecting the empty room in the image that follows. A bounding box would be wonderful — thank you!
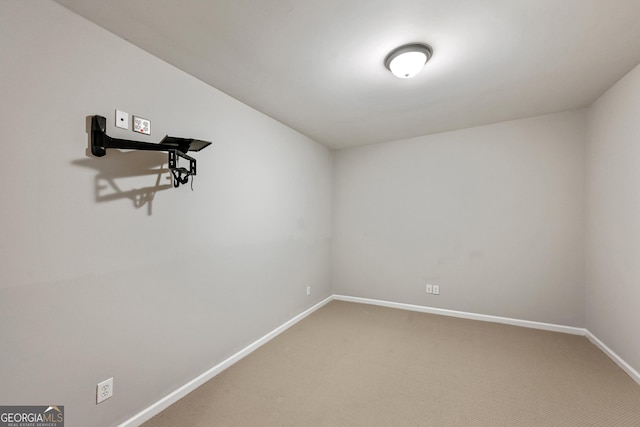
[1,0,640,426]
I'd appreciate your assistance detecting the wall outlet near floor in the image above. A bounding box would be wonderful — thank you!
[96,377,113,404]
[433,285,440,295]
[306,286,311,296]
[426,284,433,294]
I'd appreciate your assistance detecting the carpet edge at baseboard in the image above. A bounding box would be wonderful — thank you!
[117,295,334,427]
[119,294,639,426]
[333,294,586,335]
[585,330,640,386]
[335,294,640,387]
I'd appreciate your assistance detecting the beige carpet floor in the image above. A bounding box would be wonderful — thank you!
[143,301,640,426]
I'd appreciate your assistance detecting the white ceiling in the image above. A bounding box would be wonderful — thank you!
[55,0,640,149]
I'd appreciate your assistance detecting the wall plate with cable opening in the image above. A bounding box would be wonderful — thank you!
[115,110,129,129]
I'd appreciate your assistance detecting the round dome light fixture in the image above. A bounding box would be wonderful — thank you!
[384,43,433,79]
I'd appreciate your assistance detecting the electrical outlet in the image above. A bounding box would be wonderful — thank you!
[426,284,433,294]
[133,116,151,135]
[96,377,113,404]
[306,286,311,296]
[433,285,440,295]
[115,110,129,129]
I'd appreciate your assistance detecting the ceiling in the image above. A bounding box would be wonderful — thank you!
[55,0,640,149]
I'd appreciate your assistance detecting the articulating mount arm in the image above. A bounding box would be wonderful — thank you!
[90,115,212,188]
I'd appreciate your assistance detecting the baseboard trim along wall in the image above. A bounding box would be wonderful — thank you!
[333,294,586,335]
[335,295,640,386]
[118,295,334,427]
[585,330,640,386]
[120,294,640,425]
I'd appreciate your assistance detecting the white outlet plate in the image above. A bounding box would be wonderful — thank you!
[433,285,440,295]
[133,116,151,135]
[426,284,433,294]
[115,110,129,129]
[96,377,113,404]
[306,286,311,296]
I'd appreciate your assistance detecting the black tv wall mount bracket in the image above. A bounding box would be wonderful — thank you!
[90,115,212,188]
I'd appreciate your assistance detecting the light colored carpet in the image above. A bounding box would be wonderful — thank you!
[143,301,640,426]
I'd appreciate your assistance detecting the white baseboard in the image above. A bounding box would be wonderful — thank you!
[118,295,333,427]
[333,294,586,335]
[585,330,640,386]
[335,294,640,386]
[120,294,639,426]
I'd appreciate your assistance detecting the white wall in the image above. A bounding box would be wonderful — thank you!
[0,2,332,426]
[586,63,640,374]
[333,111,586,327]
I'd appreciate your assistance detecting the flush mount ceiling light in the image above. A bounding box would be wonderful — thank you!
[384,43,433,79]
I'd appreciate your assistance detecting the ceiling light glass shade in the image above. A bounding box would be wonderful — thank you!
[384,43,433,79]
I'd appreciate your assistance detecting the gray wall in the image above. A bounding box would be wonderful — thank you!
[0,2,332,426]
[586,62,640,374]
[333,111,586,327]
[2,2,639,426]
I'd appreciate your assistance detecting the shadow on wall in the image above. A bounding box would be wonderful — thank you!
[70,115,173,215]
[72,150,172,215]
